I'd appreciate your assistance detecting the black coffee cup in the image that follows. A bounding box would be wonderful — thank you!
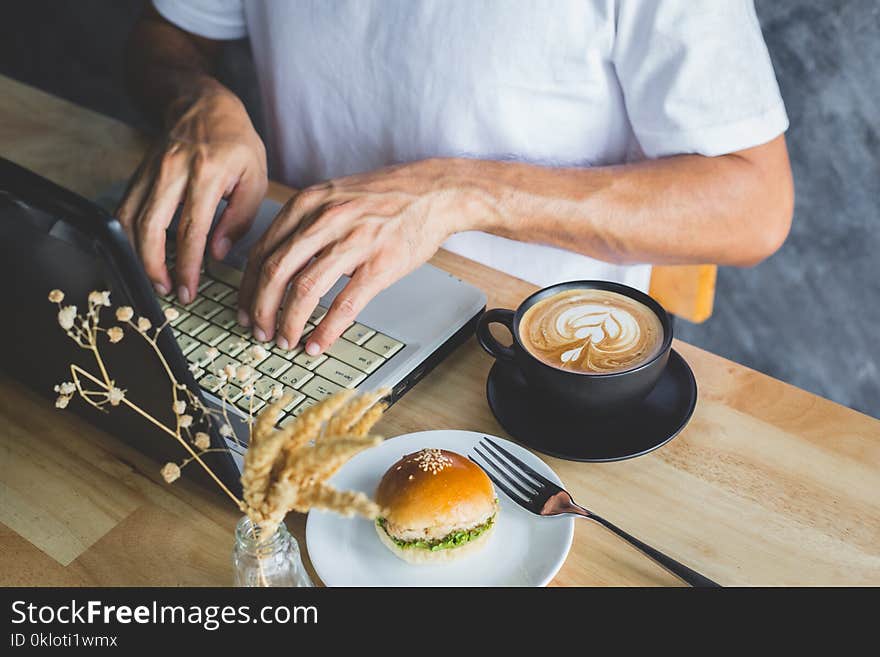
[477,280,673,413]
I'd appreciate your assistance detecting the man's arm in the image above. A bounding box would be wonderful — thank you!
[124,3,222,126]
[119,3,267,302]
[459,134,793,268]
[239,135,793,354]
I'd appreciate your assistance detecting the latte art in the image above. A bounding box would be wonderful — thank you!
[519,289,663,374]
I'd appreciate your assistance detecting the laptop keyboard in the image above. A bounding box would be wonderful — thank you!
[158,245,404,429]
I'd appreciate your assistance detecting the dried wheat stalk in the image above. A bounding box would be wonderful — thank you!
[240,388,389,537]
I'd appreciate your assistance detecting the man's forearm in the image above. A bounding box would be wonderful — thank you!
[453,135,793,267]
[125,4,228,127]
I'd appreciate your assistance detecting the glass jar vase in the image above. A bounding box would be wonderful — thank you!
[232,516,313,587]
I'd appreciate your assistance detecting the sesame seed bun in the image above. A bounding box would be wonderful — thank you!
[374,448,497,563]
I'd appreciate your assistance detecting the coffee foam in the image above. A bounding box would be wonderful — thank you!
[519,289,663,374]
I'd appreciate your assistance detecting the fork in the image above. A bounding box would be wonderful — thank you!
[470,438,720,587]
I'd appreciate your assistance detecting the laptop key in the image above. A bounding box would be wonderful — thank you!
[363,333,404,358]
[253,377,285,401]
[221,290,239,309]
[308,306,328,324]
[300,375,344,400]
[278,364,314,389]
[187,343,214,365]
[293,350,327,370]
[217,335,246,357]
[169,309,189,327]
[316,357,367,389]
[176,334,199,355]
[197,324,228,346]
[211,354,240,376]
[291,397,319,416]
[212,307,238,329]
[257,355,292,378]
[342,323,375,345]
[236,396,266,414]
[325,340,384,373]
[202,281,233,302]
[177,314,209,336]
[198,373,224,392]
[190,298,224,320]
[282,391,307,411]
[273,343,303,359]
[278,415,298,428]
[219,383,243,402]
[230,323,250,336]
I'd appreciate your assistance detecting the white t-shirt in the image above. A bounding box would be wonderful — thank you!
[152,0,788,291]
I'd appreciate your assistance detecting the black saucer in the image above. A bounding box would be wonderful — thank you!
[486,349,697,462]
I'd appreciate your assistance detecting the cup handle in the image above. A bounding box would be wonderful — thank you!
[477,308,517,363]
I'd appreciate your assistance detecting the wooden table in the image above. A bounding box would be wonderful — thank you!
[1,75,878,586]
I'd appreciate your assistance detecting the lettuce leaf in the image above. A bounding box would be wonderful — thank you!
[376,515,495,551]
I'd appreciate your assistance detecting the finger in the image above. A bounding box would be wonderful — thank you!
[210,168,267,261]
[305,266,385,355]
[247,229,334,343]
[275,247,364,350]
[134,169,187,296]
[237,187,330,323]
[175,169,227,303]
[115,156,155,246]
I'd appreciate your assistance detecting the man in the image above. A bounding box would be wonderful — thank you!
[120,0,793,357]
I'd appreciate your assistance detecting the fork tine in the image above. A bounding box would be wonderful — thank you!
[469,456,533,512]
[473,446,536,499]
[482,437,557,490]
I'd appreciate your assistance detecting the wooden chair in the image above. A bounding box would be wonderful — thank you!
[649,264,716,323]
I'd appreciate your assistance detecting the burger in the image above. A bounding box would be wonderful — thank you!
[374,448,498,564]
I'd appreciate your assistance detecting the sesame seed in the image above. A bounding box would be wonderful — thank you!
[412,448,453,474]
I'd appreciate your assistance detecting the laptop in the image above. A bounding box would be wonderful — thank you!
[0,157,486,497]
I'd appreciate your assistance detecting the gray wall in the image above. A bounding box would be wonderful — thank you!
[1,1,877,417]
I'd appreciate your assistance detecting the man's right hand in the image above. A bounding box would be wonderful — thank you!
[117,88,267,303]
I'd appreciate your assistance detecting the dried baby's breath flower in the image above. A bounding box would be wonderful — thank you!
[271,384,283,399]
[204,346,219,361]
[106,326,124,343]
[194,432,211,450]
[248,345,267,361]
[242,383,255,396]
[88,290,111,307]
[47,291,241,506]
[107,387,125,406]
[58,305,77,330]
[116,306,134,322]
[235,365,252,381]
[223,363,237,380]
[160,462,181,483]
[219,424,234,438]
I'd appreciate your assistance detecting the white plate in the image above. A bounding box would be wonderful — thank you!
[306,430,574,587]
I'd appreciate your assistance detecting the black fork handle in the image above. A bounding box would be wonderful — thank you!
[589,513,720,587]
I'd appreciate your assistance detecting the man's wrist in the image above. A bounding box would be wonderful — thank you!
[425,157,510,236]
[163,76,240,129]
